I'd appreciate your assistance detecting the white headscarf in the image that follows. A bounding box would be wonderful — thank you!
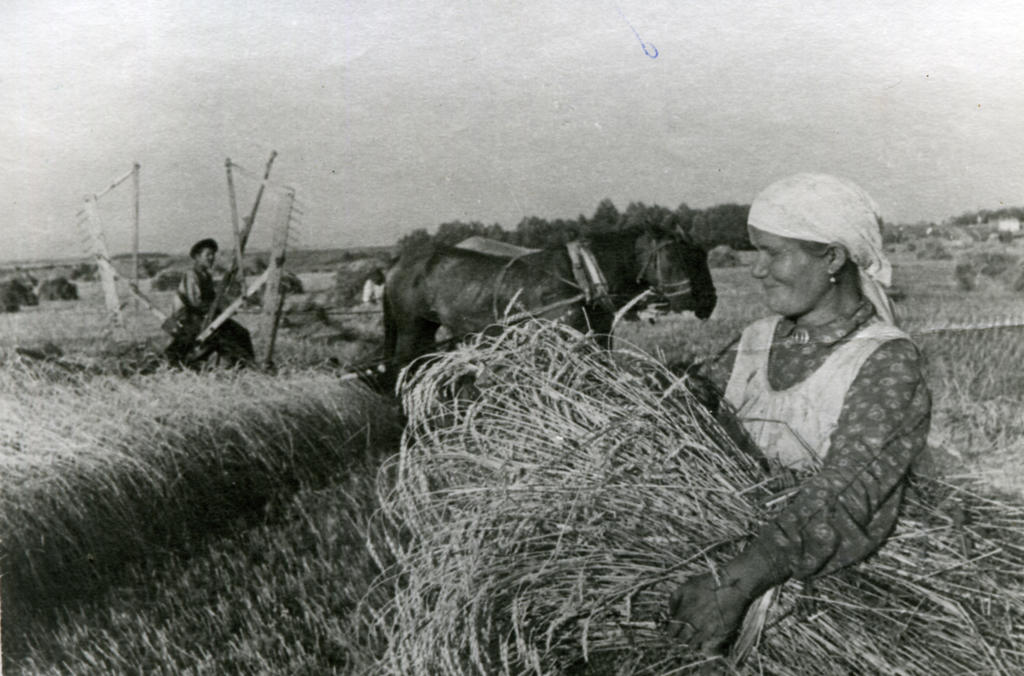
[747,173,897,325]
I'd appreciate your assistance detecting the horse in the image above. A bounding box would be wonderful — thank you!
[380,226,716,382]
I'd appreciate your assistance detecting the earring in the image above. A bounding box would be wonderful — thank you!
[829,274,837,284]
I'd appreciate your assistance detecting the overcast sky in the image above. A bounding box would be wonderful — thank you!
[3,0,1023,261]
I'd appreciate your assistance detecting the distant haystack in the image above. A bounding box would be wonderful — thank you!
[36,277,79,301]
[68,262,99,281]
[243,256,268,276]
[138,258,165,279]
[151,270,184,292]
[1,284,21,312]
[280,271,304,296]
[0,279,38,311]
[916,239,953,261]
[226,270,304,304]
[254,269,304,302]
[953,250,1022,292]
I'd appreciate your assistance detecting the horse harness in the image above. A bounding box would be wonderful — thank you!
[491,240,616,320]
[634,239,692,303]
[565,240,616,312]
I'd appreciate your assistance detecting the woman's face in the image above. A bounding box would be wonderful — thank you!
[748,226,832,319]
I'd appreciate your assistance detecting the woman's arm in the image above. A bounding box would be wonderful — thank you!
[669,338,931,652]
[753,338,931,579]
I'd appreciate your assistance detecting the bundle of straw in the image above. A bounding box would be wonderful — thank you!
[359,320,1024,675]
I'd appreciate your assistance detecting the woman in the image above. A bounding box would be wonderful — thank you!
[667,174,931,655]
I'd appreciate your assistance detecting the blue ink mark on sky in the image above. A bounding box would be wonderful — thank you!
[616,5,658,59]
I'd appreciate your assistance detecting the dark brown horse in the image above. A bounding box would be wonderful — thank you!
[381,227,716,378]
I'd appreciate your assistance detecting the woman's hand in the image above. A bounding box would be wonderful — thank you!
[667,544,784,655]
[667,572,751,654]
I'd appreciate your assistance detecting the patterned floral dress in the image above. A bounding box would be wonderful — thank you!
[705,302,932,578]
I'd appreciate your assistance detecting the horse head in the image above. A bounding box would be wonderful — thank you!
[633,227,717,319]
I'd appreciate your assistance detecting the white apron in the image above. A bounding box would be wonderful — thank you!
[724,316,909,470]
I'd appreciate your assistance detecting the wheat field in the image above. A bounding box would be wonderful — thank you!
[2,241,1023,673]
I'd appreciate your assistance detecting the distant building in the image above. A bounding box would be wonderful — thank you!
[997,217,1021,234]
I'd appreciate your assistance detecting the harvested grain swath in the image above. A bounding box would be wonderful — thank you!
[0,361,399,630]
[361,320,1024,675]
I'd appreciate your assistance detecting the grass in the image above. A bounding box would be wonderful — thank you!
[3,242,1024,673]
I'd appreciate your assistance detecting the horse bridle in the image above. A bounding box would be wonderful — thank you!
[635,238,692,301]
[491,237,693,319]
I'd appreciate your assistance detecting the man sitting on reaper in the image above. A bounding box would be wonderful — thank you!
[164,238,255,368]
[668,174,932,655]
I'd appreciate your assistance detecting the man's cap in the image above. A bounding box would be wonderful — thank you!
[189,238,218,258]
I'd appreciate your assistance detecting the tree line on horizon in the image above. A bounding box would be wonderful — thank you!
[395,199,752,255]
[395,199,1024,258]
